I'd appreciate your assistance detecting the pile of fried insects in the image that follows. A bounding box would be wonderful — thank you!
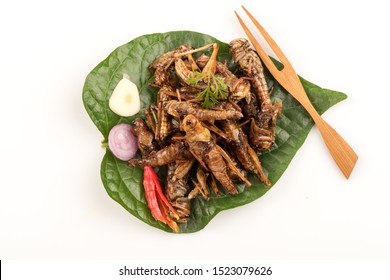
[128,39,282,232]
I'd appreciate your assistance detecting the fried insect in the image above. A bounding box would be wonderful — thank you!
[223,149,248,182]
[242,92,259,120]
[189,167,210,200]
[164,100,243,121]
[129,140,192,167]
[132,118,159,156]
[155,84,176,141]
[230,38,282,151]
[182,114,238,195]
[149,45,193,71]
[150,66,176,88]
[220,119,270,186]
[165,162,192,223]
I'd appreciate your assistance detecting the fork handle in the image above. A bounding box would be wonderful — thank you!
[301,99,358,178]
[277,71,358,178]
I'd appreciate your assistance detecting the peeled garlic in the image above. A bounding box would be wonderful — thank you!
[109,74,140,117]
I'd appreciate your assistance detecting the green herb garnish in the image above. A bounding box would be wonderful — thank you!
[187,71,228,109]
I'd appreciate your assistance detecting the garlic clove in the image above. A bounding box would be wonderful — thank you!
[109,74,140,117]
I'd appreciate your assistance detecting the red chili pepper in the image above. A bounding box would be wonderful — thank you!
[143,166,179,232]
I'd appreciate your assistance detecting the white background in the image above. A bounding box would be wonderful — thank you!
[1,0,389,260]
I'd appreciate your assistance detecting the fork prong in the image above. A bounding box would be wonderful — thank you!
[241,5,293,71]
[234,11,280,76]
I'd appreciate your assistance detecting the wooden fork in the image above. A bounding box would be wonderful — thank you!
[235,6,358,179]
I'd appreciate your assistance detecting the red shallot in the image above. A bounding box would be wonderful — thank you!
[108,123,137,161]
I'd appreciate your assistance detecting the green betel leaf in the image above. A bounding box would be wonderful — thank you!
[83,31,347,233]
